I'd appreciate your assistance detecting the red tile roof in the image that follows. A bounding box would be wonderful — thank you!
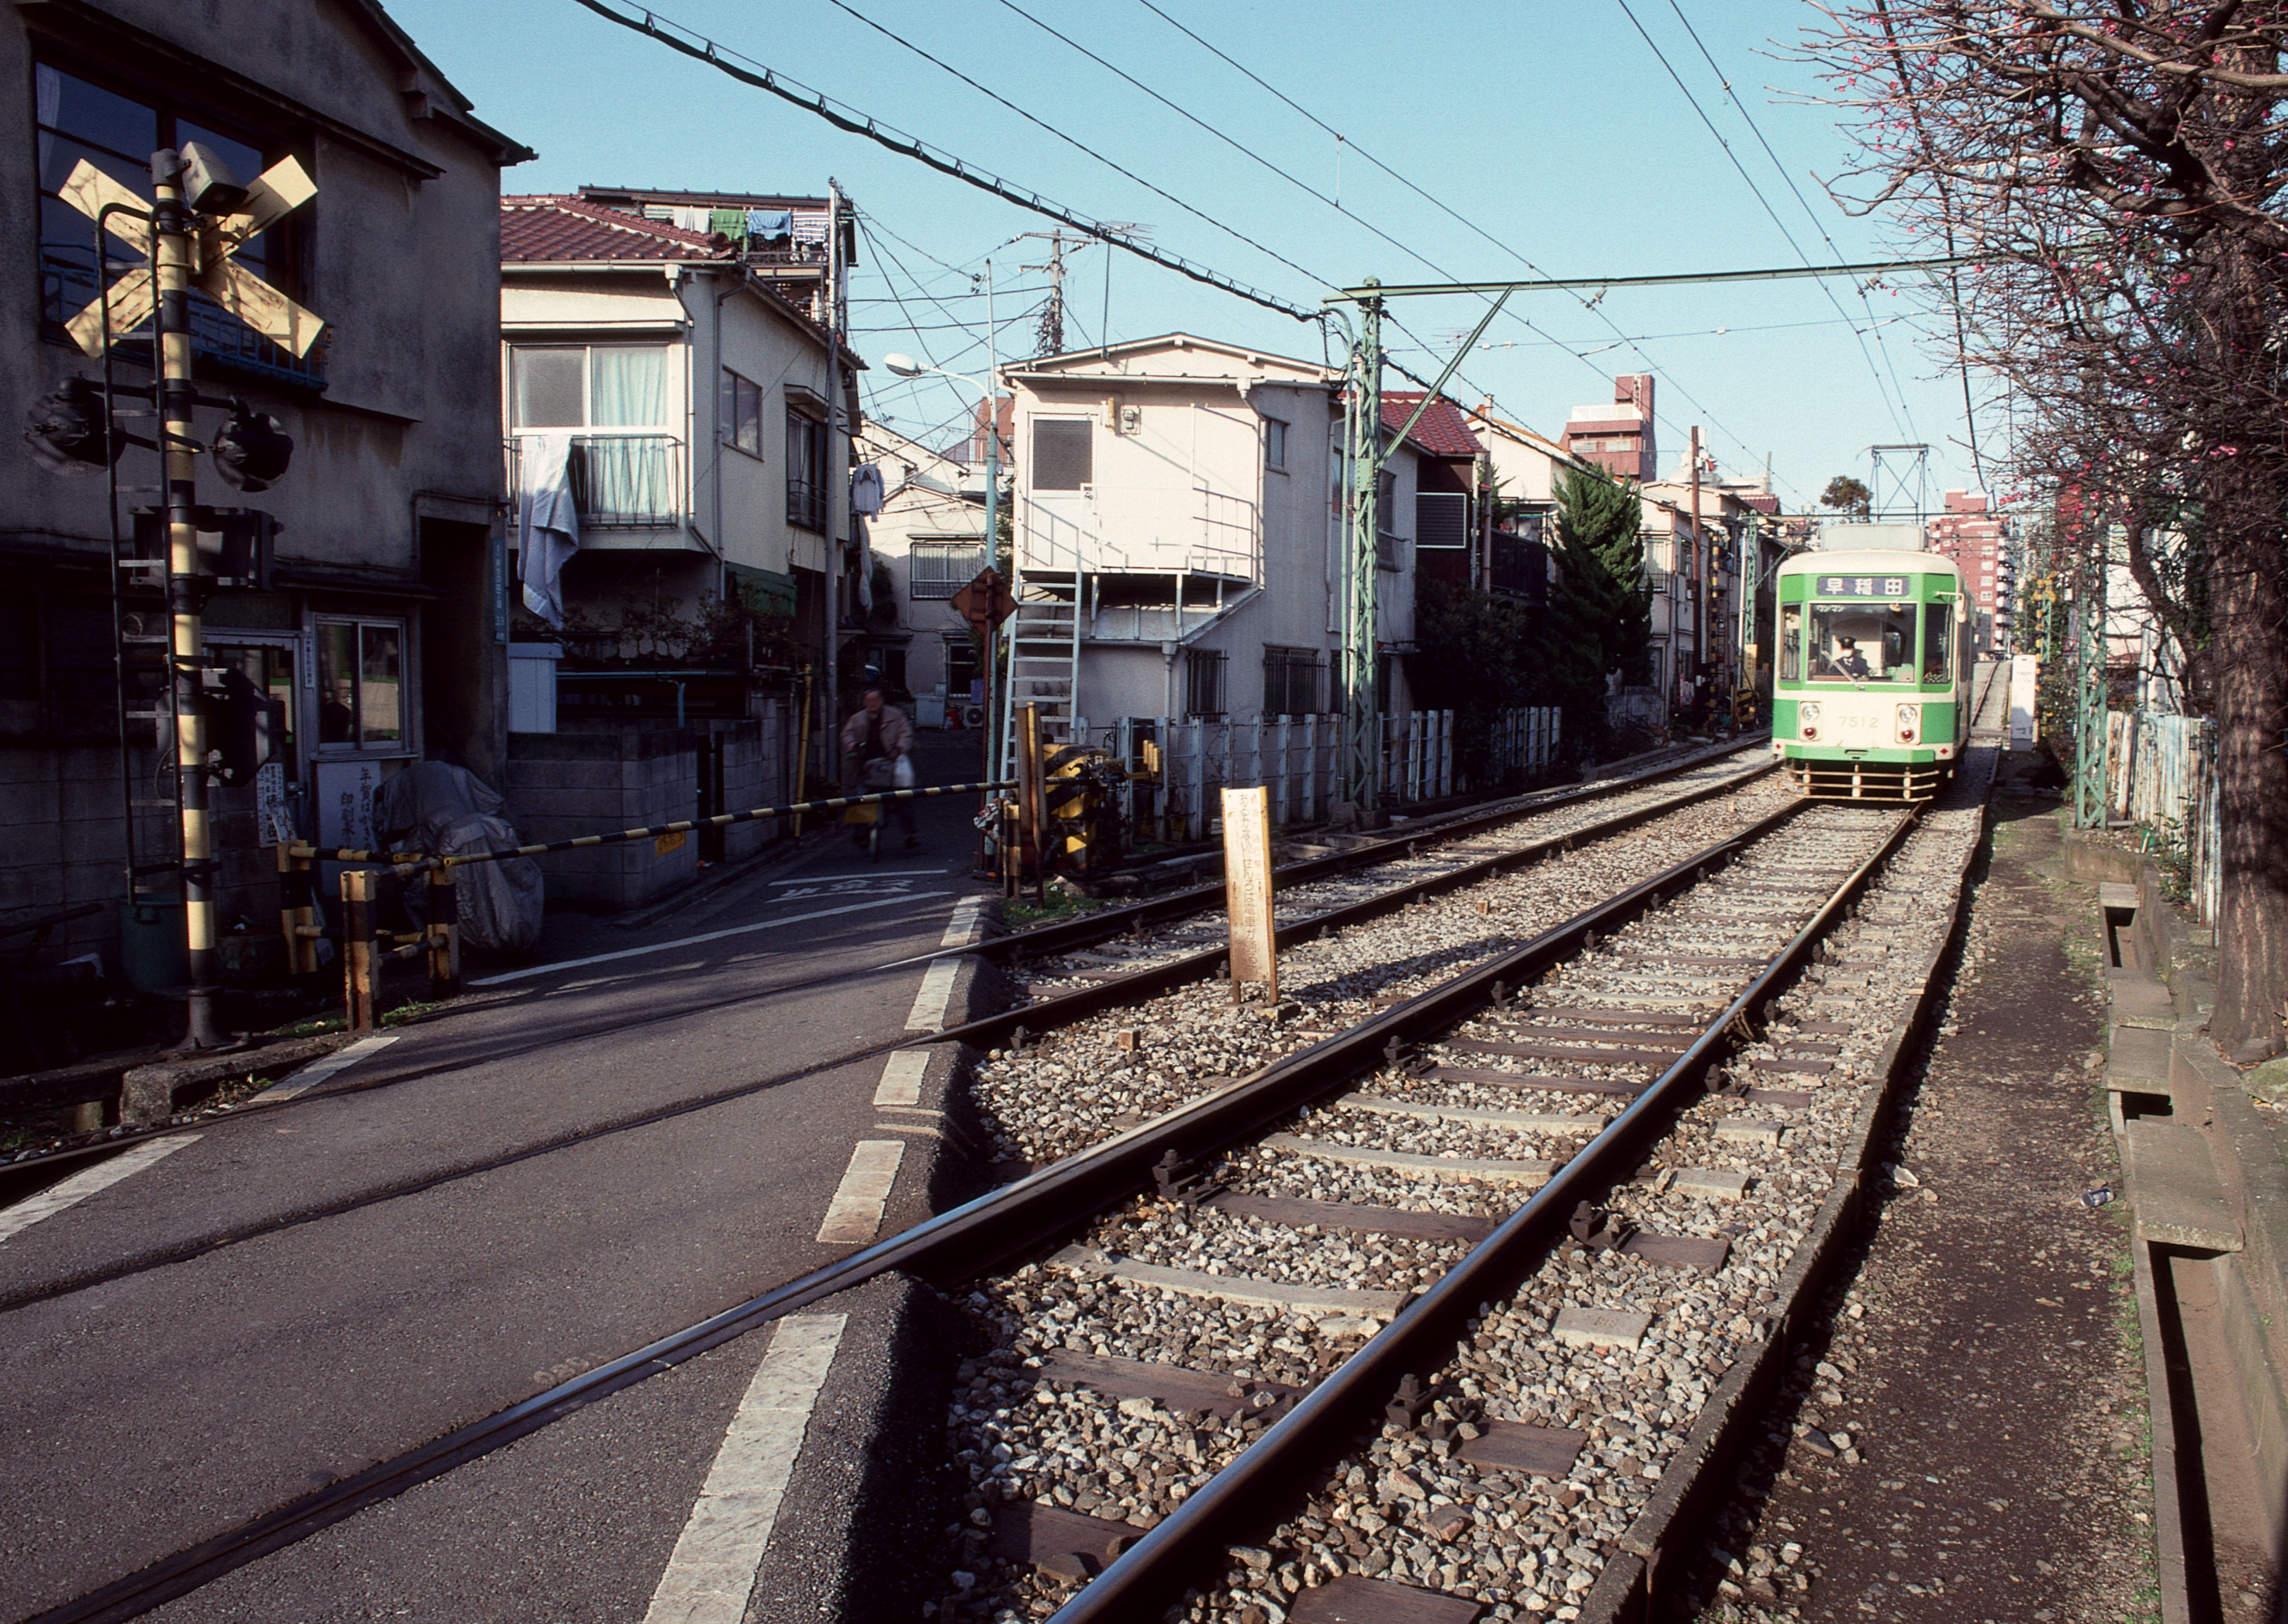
[1381,392,1483,459]
[501,195,738,263]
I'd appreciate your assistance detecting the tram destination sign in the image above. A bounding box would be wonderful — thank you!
[1813,574,1913,598]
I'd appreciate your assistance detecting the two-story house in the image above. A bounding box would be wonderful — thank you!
[2,0,527,1004]
[498,193,862,764]
[853,419,992,726]
[1000,333,1425,743]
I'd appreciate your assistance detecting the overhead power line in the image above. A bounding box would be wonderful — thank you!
[1612,0,1915,442]
[1127,0,1806,499]
[565,0,1318,323]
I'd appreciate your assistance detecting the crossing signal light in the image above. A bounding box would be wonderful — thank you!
[212,399,292,491]
[24,377,123,475]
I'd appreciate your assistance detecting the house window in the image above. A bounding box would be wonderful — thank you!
[34,60,306,378]
[1184,648,1226,718]
[510,344,676,523]
[945,635,983,708]
[209,641,298,772]
[1032,419,1093,490]
[511,344,669,428]
[1262,647,1322,716]
[1263,416,1288,471]
[786,409,829,530]
[909,540,986,599]
[722,368,764,458]
[316,618,406,751]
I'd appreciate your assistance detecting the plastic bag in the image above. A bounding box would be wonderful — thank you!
[893,754,914,790]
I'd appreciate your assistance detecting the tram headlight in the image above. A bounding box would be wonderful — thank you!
[1797,701,1820,741]
[1897,703,1919,743]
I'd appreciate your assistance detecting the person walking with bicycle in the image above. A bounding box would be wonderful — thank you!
[839,685,919,849]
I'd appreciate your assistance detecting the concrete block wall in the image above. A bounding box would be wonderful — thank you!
[0,741,271,978]
[506,727,701,910]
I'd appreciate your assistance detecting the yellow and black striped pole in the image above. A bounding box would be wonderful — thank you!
[152,149,223,1048]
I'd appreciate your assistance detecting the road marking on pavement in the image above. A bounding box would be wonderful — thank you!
[0,1135,201,1246]
[468,892,954,987]
[640,1312,847,1624]
[904,957,963,1031]
[252,1033,400,1102]
[873,1049,928,1107]
[815,1140,905,1245]
[941,896,987,948]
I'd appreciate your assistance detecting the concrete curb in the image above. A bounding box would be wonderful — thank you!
[1580,754,1999,1624]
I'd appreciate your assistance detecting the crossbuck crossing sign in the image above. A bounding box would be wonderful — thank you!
[57,155,325,360]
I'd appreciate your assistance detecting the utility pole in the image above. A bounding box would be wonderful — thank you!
[1688,425,1704,695]
[824,179,850,778]
[1343,283,1384,818]
[1021,230,1081,358]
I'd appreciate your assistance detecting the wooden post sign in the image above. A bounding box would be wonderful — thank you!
[1221,784,1277,1004]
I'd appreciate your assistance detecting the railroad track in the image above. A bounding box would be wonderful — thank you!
[0,738,1759,1198]
[910,669,2006,1623]
[13,699,1999,1624]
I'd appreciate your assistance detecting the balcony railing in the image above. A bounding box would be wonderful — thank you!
[506,434,685,528]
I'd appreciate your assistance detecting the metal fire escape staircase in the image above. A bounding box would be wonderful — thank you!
[1001,560,1083,760]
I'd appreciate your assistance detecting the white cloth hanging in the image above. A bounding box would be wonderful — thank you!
[516,431,581,629]
[849,461,886,517]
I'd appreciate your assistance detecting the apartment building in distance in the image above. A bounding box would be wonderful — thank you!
[1926,488,2013,655]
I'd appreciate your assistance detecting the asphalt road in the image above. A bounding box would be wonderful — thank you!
[0,731,993,1623]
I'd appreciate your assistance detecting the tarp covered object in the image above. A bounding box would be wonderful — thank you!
[371,761,544,955]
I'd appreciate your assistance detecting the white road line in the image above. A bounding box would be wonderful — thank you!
[768,866,942,883]
[252,1033,400,1103]
[640,1312,847,1624]
[0,1135,201,1246]
[814,1140,905,1245]
[468,893,954,987]
[940,897,987,948]
[904,957,962,1032]
[873,1050,928,1108]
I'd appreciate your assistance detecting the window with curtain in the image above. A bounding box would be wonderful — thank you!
[510,344,676,522]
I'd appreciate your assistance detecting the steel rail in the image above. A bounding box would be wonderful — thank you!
[0,744,1764,1197]
[981,735,1766,968]
[25,802,1809,1624]
[938,749,1776,1051]
[1045,803,1925,1623]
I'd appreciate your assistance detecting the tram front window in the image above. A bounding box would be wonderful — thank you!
[1779,605,1802,682]
[1807,603,1916,682]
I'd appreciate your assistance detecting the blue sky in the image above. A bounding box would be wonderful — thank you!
[391,0,1996,511]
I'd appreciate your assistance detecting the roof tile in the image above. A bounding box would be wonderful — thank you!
[501,195,738,263]
[1381,391,1483,458]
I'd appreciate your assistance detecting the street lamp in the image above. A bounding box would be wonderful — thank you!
[883,353,1004,777]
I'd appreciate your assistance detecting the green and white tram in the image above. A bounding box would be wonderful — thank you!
[1769,526,1972,801]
